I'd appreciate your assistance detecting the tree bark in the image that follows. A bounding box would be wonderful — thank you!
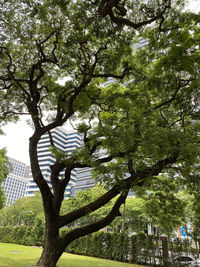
[36,192,128,266]
[37,245,62,267]
[36,225,64,267]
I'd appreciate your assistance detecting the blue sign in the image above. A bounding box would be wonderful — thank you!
[178,226,187,237]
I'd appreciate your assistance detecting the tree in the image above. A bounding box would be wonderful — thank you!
[0,0,199,266]
[178,164,200,249]
[0,148,9,209]
[0,193,43,226]
[142,175,186,235]
[110,197,149,234]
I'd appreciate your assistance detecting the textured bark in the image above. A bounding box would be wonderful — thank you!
[37,245,62,267]
[36,224,64,267]
[35,193,127,266]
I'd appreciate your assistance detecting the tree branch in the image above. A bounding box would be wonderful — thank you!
[149,78,193,113]
[58,185,120,227]
[97,0,171,29]
[61,191,128,244]
[92,65,133,79]
[58,151,179,228]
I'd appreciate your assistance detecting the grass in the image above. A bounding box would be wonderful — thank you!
[0,243,144,267]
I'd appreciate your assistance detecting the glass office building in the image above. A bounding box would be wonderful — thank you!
[25,127,95,198]
[2,158,30,205]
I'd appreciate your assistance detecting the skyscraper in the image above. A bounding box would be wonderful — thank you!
[2,157,30,205]
[25,127,95,198]
[71,167,95,196]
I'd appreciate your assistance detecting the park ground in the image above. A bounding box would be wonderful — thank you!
[0,243,144,267]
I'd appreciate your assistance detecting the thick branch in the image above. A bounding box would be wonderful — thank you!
[58,152,178,227]
[51,163,72,214]
[97,0,171,29]
[50,162,66,191]
[29,132,54,219]
[61,191,128,245]
[109,10,162,29]
[58,185,120,227]
[147,78,193,114]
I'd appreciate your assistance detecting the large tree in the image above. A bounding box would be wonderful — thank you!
[0,0,199,266]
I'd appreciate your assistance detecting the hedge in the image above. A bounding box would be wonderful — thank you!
[0,217,45,246]
[0,225,197,266]
[66,231,162,265]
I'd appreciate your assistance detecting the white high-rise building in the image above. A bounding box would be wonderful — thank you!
[2,157,30,205]
[25,127,95,198]
[71,167,95,196]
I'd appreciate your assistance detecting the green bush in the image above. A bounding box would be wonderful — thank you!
[130,235,138,263]
[0,225,28,244]
[66,231,165,265]
[67,231,130,262]
[22,226,35,246]
[0,219,45,247]
[0,224,197,265]
[31,216,45,246]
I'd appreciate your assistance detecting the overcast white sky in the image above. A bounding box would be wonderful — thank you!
[0,117,33,164]
[188,0,200,10]
[0,0,199,165]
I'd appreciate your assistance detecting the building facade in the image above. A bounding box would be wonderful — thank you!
[71,167,95,196]
[2,157,30,205]
[25,127,95,198]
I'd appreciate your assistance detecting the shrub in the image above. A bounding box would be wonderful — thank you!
[0,225,28,244]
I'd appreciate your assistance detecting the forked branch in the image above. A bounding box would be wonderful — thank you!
[62,191,128,244]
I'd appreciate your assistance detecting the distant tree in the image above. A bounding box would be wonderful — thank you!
[179,164,200,246]
[0,1,199,266]
[31,215,45,246]
[141,175,186,236]
[0,193,43,226]
[110,197,149,234]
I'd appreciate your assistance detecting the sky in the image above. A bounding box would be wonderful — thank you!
[0,116,75,165]
[188,0,200,10]
[0,117,33,164]
[0,0,199,165]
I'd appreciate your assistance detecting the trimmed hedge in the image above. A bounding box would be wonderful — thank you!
[0,217,45,246]
[66,231,161,265]
[0,225,29,244]
[0,225,197,266]
[0,225,160,264]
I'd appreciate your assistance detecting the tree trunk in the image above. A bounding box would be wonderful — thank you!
[36,225,65,267]
[121,203,125,232]
[161,235,169,267]
[37,244,64,267]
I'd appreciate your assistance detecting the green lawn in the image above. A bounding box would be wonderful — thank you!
[0,243,143,267]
